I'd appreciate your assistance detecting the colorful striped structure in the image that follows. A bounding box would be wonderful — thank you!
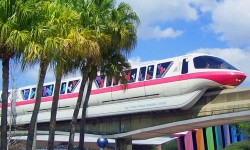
[175,124,249,150]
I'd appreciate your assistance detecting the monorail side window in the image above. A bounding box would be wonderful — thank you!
[95,75,105,88]
[139,67,146,81]
[124,68,137,83]
[156,62,173,78]
[106,78,112,87]
[67,79,80,93]
[113,77,119,86]
[181,59,188,74]
[60,82,67,94]
[146,65,154,80]
[42,84,54,97]
[30,88,36,99]
[21,89,30,100]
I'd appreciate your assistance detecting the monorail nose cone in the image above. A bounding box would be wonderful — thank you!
[220,71,247,88]
[234,72,247,86]
[240,73,247,82]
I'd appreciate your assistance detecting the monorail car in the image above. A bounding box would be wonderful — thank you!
[0,53,247,124]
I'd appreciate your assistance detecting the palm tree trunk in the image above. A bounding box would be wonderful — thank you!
[26,60,48,150]
[48,74,62,150]
[32,123,37,150]
[68,63,91,150]
[1,58,10,150]
[78,78,94,150]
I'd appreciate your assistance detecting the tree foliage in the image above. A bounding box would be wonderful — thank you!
[231,121,250,139]
[224,141,250,150]
[0,0,37,149]
[1,0,140,149]
[68,0,140,149]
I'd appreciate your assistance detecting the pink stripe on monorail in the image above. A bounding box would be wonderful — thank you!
[0,71,246,108]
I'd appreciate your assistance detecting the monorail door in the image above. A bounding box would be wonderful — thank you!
[179,58,189,94]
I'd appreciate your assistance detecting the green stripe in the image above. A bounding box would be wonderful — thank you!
[206,127,214,150]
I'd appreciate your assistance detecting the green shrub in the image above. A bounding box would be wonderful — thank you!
[224,141,250,150]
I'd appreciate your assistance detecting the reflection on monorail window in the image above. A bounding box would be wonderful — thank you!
[95,75,105,88]
[124,68,137,83]
[193,56,238,70]
[139,67,146,81]
[30,88,36,99]
[113,78,118,86]
[106,78,112,87]
[60,82,66,94]
[156,62,173,78]
[67,80,80,93]
[42,85,54,97]
[146,65,154,80]
[21,89,30,100]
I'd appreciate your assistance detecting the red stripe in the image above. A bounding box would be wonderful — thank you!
[0,71,246,108]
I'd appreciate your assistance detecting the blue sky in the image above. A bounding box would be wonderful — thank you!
[1,0,250,90]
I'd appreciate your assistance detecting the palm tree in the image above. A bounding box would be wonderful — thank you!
[80,3,140,150]
[67,0,113,149]
[0,0,35,149]
[19,1,97,148]
[46,5,84,149]
[67,30,105,150]
[66,0,140,149]
[46,12,103,150]
[21,2,82,149]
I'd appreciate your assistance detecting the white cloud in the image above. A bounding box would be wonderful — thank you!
[116,0,250,47]
[0,62,39,89]
[128,57,157,66]
[19,65,82,87]
[139,26,183,40]
[128,57,142,66]
[190,0,217,13]
[116,0,199,40]
[192,48,250,85]
[116,0,198,23]
[207,0,250,46]
[14,65,56,87]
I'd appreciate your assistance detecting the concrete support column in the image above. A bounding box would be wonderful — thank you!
[115,138,132,150]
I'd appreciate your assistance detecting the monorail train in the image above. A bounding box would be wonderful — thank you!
[0,53,247,124]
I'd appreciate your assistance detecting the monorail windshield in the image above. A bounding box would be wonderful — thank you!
[193,56,238,70]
